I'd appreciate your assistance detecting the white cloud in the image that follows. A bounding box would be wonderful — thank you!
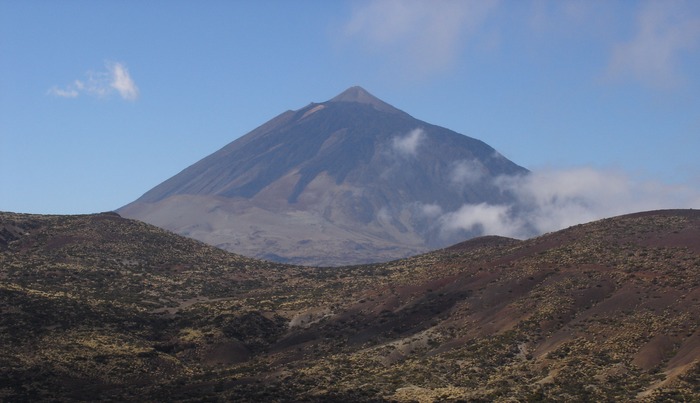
[441,203,517,237]
[47,87,79,98]
[109,62,139,100]
[392,128,426,156]
[450,159,486,186]
[438,167,700,240]
[377,207,392,223]
[343,0,499,75]
[607,2,700,89]
[417,202,443,218]
[48,62,139,101]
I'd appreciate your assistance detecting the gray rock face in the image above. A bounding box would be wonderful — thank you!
[119,87,528,266]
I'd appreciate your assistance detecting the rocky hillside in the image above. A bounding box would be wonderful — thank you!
[1,209,699,401]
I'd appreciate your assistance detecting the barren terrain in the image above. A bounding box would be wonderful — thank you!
[1,209,699,401]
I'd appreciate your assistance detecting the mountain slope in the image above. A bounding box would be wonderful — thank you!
[119,87,528,266]
[1,209,699,401]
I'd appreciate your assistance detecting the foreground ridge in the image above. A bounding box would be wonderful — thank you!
[1,209,699,401]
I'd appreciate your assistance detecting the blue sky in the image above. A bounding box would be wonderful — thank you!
[2,1,700,218]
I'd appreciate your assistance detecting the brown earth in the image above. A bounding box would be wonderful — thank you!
[0,209,699,401]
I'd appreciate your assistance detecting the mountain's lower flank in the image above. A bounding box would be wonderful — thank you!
[1,209,699,401]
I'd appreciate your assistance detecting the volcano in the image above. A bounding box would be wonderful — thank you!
[119,87,528,265]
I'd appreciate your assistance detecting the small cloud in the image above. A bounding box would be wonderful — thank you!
[392,128,426,156]
[109,62,139,100]
[607,2,700,89]
[417,202,443,218]
[376,207,392,223]
[449,159,486,186]
[47,87,79,98]
[48,62,139,101]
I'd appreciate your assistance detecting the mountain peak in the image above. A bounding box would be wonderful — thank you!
[328,86,401,114]
[329,86,375,102]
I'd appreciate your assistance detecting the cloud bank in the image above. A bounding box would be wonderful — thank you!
[49,62,139,101]
[437,167,700,240]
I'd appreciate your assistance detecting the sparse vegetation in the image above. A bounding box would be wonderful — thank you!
[1,209,699,401]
